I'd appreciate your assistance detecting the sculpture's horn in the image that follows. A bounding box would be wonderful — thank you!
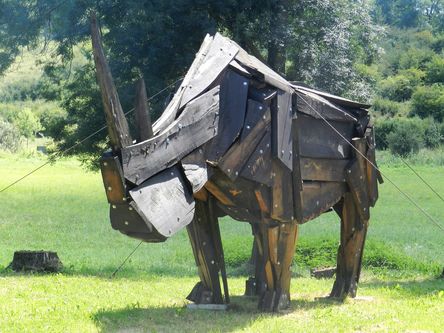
[90,12,132,151]
[134,77,153,141]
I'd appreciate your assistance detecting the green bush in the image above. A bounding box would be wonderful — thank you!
[411,84,444,121]
[0,119,20,152]
[425,55,444,84]
[378,69,424,102]
[372,98,410,116]
[387,120,424,156]
[424,121,442,148]
[374,118,397,150]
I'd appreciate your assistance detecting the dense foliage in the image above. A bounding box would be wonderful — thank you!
[0,0,443,158]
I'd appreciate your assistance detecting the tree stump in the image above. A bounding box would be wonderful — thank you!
[11,251,62,272]
[310,267,336,279]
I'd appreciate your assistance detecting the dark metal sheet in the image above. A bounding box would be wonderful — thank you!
[206,70,249,161]
[298,114,355,159]
[241,99,267,141]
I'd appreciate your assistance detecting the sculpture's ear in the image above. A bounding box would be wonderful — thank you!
[90,12,132,152]
[134,77,153,142]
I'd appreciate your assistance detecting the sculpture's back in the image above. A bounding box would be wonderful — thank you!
[92,16,381,311]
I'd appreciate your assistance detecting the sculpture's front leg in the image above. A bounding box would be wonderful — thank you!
[254,221,299,312]
[186,197,229,307]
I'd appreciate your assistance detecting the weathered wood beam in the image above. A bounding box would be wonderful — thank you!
[134,77,153,142]
[90,13,132,151]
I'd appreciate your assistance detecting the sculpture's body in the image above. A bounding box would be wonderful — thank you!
[91,17,381,312]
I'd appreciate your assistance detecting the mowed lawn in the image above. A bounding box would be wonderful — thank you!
[0,156,443,332]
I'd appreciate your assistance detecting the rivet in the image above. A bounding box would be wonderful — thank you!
[129,207,133,211]
[281,150,285,156]
[112,205,116,209]
[348,169,352,174]
[124,221,129,225]
[262,115,266,120]
[243,82,248,86]
[199,149,203,154]
[363,207,367,211]
[316,201,319,206]
[171,172,174,176]
[103,162,108,166]
[166,138,170,143]
[246,125,251,130]
[360,176,363,179]
[274,204,278,208]
[107,186,112,191]
[122,197,127,201]
[203,241,206,246]
[235,171,239,176]
[266,143,270,148]
[211,260,215,264]
[227,168,231,172]
[259,149,264,154]
[259,106,263,110]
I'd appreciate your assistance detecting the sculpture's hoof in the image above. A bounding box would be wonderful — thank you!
[258,289,290,312]
[186,282,217,304]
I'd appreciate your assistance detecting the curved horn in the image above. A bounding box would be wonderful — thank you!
[90,12,132,151]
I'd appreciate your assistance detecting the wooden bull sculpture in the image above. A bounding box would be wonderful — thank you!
[91,17,381,311]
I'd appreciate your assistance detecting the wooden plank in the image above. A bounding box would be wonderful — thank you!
[271,160,294,222]
[346,138,370,221]
[134,77,153,141]
[271,90,293,170]
[234,47,293,94]
[206,70,249,161]
[122,86,220,185]
[240,129,273,186]
[300,181,347,223]
[292,117,303,223]
[90,14,132,151]
[129,165,195,238]
[292,85,371,109]
[100,153,127,204]
[182,147,213,194]
[345,161,370,221]
[219,108,271,180]
[298,114,355,159]
[295,91,357,122]
[241,99,267,141]
[109,202,167,242]
[366,145,379,207]
[153,34,213,134]
[300,158,348,182]
[204,181,235,206]
[229,59,251,76]
[180,33,239,109]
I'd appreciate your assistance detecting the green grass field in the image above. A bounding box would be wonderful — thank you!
[0,156,443,332]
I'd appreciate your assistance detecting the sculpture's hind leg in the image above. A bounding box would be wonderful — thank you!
[255,222,299,312]
[186,198,229,306]
[330,192,368,299]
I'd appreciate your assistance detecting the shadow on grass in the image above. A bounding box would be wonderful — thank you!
[92,295,342,333]
[362,276,444,297]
